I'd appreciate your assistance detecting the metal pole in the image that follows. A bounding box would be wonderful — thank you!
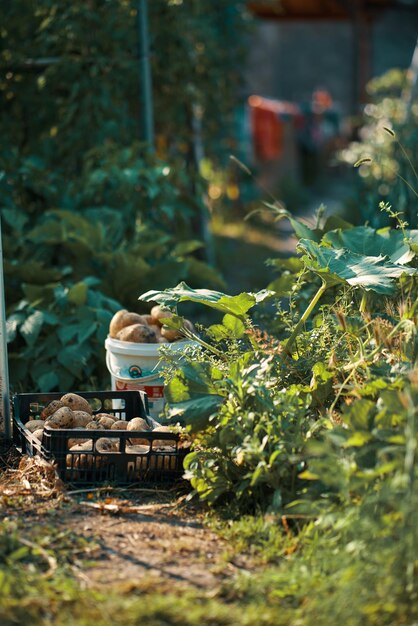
[138,0,155,150]
[0,217,11,439]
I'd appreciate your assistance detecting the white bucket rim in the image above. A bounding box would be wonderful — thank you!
[105,335,197,356]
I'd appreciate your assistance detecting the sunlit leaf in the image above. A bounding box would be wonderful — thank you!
[298,238,417,294]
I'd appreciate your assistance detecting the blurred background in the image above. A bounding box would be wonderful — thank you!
[1,0,417,392]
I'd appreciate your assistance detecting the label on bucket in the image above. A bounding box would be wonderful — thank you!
[115,379,163,399]
[114,378,165,419]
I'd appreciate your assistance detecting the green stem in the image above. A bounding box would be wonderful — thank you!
[285,282,328,354]
[359,291,368,313]
[182,329,226,360]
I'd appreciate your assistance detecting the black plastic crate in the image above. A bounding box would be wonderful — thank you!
[13,390,188,485]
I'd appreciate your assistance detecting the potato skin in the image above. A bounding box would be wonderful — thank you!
[32,428,44,441]
[160,325,182,342]
[152,425,177,447]
[160,318,195,342]
[127,417,151,445]
[150,305,173,327]
[40,400,64,420]
[96,437,118,452]
[128,417,151,431]
[111,420,128,430]
[60,393,92,415]
[109,310,146,338]
[72,411,92,428]
[68,429,90,448]
[86,421,100,430]
[45,407,75,429]
[94,413,116,422]
[26,419,45,433]
[116,323,157,343]
[97,416,115,429]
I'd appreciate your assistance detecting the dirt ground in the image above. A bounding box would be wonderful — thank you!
[64,492,249,591]
[0,450,253,594]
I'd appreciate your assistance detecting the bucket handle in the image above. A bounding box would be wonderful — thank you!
[106,350,162,384]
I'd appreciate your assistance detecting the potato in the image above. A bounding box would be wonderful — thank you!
[152,425,177,447]
[86,421,100,430]
[69,440,93,452]
[128,417,151,431]
[68,429,90,449]
[158,336,169,344]
[161,319,194,342]
[72,411,93,428]
[32,428,44,441]
[95,413,117,423]
[45,407,74,429]
[97,416,115,429]
[96,437,118,452]
[40,400,64,420]
[116,323,157,344]
[25,419,46,433]
[150,305,173,327]
[111,420,128,430]
[141,314,154,325]
[127,416,151,445]
[109,310,146,338]
[126,444,148,454]
[149,324,162,338]
[66,440,93,470]
[60,393,92,415]
[126,446,177,472]
[160,325,182,342]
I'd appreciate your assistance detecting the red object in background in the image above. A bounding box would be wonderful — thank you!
[249,95,284,160]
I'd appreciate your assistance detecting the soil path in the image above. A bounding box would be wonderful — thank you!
[0,453,252,594]
[63,492,246,591]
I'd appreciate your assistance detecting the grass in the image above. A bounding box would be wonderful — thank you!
[1,470,417,626]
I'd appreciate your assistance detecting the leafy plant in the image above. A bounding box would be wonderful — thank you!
[340,68,418,226]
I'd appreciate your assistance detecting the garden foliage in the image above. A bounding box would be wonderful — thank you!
[0,0,252,391]
[341,68,418,227]
[140,204,418,621]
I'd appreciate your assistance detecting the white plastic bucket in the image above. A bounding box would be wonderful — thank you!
[105,336,194,420]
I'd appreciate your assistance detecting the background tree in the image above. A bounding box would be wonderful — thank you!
[0,0,254,392]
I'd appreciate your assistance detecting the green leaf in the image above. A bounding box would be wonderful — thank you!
[67,282,88,305]
[20,311,44,346]
[37,371,60,392]
[267,273,295,296]
[166,395,223,431]
[140,282,264,319]
[222,314,246,338]
[342,432,373,447]
[172,240,204,256]
[263,202,322,241]
[323,226,418,264]
[207,324,230,342]
[299,239,417,294]
[321,215,354,233]
[342,399,375,431]
[57,346,86,378]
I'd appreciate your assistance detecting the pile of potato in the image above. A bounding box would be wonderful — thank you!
[109,305,194,344]
[25,393,184,457]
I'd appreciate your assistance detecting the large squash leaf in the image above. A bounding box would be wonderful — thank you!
[140,282,271,319]
[298,239,417,294]
[323,226,418,265]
